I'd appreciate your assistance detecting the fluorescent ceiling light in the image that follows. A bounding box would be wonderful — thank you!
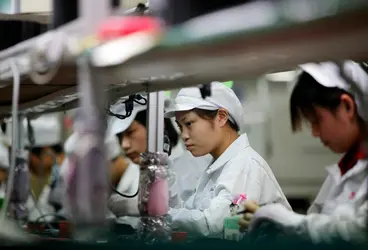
[265,70,297,82]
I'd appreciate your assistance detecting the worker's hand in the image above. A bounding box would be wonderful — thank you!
[238,200,260,231]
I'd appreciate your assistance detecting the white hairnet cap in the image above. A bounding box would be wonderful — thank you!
[64,132,121,161]
[299,61,368,120]
[6,113,63,147]
[108,100,147,136]
[165,82,244,130]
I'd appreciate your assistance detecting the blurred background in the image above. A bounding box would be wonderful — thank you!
[0,0,351,215]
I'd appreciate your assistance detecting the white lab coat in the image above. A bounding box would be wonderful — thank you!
[249,159,367,243]
[172,148,213,203]
[108,160,183,218]
[168,133,291,237]
[26,185,55,222]
[109,162,140,228]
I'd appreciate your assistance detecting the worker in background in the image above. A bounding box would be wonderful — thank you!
[6,113,65,222]
[60,129,139,226]
[107,96,213,216]
[238,61,368,244]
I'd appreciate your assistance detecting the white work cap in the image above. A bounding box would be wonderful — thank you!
[299,61,368,120]
[165,82,244,130]
[108,100,147,136]
[6,113,63,147]
[108,95,176,136]
[64,132,121,161]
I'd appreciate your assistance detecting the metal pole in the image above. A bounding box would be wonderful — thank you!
[79,0,111,33]
[147,91,165,152]
[16,115,24,150]
[9,114,29,223]
[9,0,20,14]
[67,0,111,241]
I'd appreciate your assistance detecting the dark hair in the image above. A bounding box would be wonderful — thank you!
[192,108,239,131]
[117,109,179,147]
[290,71,359,132]
[1,123,6,134]
[29,144,63,157]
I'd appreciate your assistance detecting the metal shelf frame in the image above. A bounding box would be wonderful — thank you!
[0,0,367,119]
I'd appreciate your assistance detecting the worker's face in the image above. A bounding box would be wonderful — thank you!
[307,95,361,153]
[121,121,147,164]
[29,147,55,175]
[176,110,222,157]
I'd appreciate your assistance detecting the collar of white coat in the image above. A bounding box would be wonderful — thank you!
[206,133,250,174]
[326,159,367,185]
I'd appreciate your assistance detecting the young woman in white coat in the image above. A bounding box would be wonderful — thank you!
[238,61,368,244]
[164,82,291,238]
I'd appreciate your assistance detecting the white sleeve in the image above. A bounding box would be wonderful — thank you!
[167,158,183,209]
[109,163,140,217]
[168,157,269,237]
[249,202,367,244]
[298,201,367,243]
[108,194,140,217]
[169,185,233,237]
[109,160,182,217]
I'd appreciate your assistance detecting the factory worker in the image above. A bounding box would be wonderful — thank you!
[60,130,140,226]
[106,100,177,214]
[7,113,65,222]
[162,81,290,238]
[239,61,368,244]
[107,96,212,216]
[165,97,214,202]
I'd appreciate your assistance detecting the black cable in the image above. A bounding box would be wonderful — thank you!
[359,62,368,74]
[106,94,147,120]
[111,185,139,198]
[26,118,35,147]
[133,94,148,105]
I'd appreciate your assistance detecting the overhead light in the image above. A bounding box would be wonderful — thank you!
[265,70,297,82]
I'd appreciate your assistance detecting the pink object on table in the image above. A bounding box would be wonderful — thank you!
[147,179,169,216]
[232,194,247,205]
